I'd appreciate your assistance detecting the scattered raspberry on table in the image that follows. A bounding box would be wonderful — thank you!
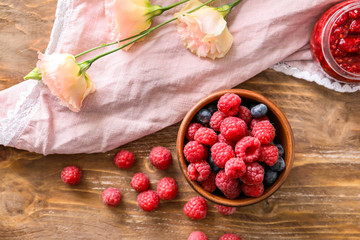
[183,196,208,220]
[149,146,172,170]
[114,150,135,169]
[137,190,160,212]
[61,165,82,185]
[102,187,122,207]
[157,177,178,200]
[188,231,208,240]
[219,233,242,240]
[131,172,150,192]
[215,204,236,215]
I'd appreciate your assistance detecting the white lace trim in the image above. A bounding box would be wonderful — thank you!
[0,0,72,146]
[272,62,360,93]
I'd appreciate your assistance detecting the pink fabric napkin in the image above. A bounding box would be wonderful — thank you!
[0,0,345,154]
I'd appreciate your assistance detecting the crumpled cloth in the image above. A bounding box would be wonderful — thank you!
[0,0,348,154]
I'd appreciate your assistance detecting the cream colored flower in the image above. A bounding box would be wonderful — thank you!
[37,52,95,112]
[105,0,161,50]
[176,0,233,59]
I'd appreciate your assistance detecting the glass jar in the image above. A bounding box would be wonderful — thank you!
[310,0,360,83]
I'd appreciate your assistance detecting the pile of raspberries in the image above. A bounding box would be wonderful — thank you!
[183,93,285,199]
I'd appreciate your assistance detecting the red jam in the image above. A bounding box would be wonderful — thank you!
[310,0,360,83]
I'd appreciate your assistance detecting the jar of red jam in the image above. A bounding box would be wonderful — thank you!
[310,0,360,83]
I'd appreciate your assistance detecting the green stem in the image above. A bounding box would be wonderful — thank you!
[83,0,215,66]
[75,0,190,59]
[160,0,189,12]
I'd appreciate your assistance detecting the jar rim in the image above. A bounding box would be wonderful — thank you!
[322,2,360,81]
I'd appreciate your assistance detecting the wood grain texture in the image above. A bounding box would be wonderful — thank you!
[1,0,360,239]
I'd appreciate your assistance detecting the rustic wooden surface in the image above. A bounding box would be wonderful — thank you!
[1,0,360,239]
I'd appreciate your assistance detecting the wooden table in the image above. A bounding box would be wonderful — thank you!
[1,1,360,239]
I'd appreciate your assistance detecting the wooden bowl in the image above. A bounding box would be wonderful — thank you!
[176,89,294,207]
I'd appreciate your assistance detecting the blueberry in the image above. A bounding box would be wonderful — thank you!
[270,157,286,172]
[206,104,218,115]
[195,109,212,125]
[207,155,220,172]
[263,167,278,187]
[250,103,268,118]
[275,144,284,157]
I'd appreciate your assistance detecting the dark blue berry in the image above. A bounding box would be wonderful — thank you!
[206,104,218,115]
[263,167,278,187]
[207,155,220,172]
[195,109,212,125]
[275,144,284,157]
[250,104,268,118]
[270,157,286,172]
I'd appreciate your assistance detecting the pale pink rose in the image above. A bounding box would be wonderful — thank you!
[37,52,95,112]
[105,0,160,50]
[176,0,233,59]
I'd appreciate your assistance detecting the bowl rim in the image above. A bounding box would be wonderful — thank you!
[176,89,295,207]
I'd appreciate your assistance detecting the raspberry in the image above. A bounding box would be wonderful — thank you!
[194,127,218,146]
[188,160,211,182]
[186,123,203,141]
[200,172,217,193]
[219,233,242,240]
[220,117,247,142]
[238,106,252,124]
[242,183,264,197]
[137,190,160,212]
[218,134,236,148]
[183,196,208,220]
[149,146,172,170]
[217,93,241,116]
[240,162,264,185]
[210,111,226,131]
[250,116,269,129]
[211,143,235,168]
[184,141,208,163]
[225,158,246,178]
[215,170,241,199]
[102,187,122,207]
[252,121,275,145]
[157,177,178,200]
[131,173,150,192]
[258,144,279,166]
[114,150,135,169]
[215,204,236,215]
[61,166,82,185]
[188,231,208,240]
[234,136,261,163]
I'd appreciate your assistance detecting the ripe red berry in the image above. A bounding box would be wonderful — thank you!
[215,170,241,199]
[61,166,82,185]
[234,136,261,163]
[240,162,264,185]
[157,177,178,200]
[114,150,135,169]
[102,187,122,207]
[137,190,160,212]
[242,183,264,197]
[215,204,236,215]
[211,143,235,169]
[225,158,246,179]
[195,127,218,146]
[258,144,279,166]
[186,123,203,141]
[217,93,241,116]
[188,160,211,182]
[183,196,208,220]
[220,117,247,142]
[210,111,226,131]
[219,233,242,240]
[131,173,150,192]
[149,146,172,170]
[250,116,269,129]
[252,121,275,145]
[188,231,208,240]
[238,106,252,124]
[184,141,208,163]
